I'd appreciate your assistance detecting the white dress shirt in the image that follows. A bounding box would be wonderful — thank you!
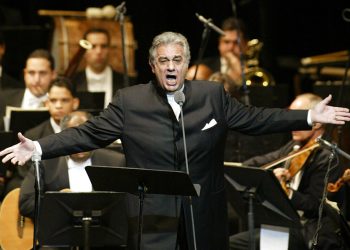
[67,157,93,192]
[21,88,48,109]
[49,117,62,134]
[86,66,113,108]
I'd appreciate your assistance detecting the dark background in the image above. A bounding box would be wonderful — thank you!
[0,0,349,88]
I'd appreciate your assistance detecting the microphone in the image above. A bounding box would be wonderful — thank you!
[316,137,350,160]
[114,1,126,21]
[174,90,185,107]
[174,90,197,250]
[195,13,226,36]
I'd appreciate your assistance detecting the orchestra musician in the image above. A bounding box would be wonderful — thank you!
[2,76,79,197]
[71,28,131,108]
[230,93,347,250]
[186,17,248,84]
[19,110,126,219]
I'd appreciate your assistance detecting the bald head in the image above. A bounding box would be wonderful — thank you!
[60,111,93,130]
[60,111,93,162]
[290,93,322,110]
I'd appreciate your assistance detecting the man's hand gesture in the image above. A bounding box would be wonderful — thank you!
[0,133,35,166]
[311,95,350,125]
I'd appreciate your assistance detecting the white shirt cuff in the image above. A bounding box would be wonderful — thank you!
[33,141,43,156]
[307,110,313,126]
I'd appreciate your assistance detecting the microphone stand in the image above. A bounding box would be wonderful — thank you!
[115,2,130,87]
[228,0,250,105]
[311,138,350,249]
[317,137,350,161]
[178,100,198,250]
[192,15,212,81]
[311,150,335,250]
[32,153,43,250]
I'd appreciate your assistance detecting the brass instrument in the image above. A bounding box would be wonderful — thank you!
[244,39,275,87]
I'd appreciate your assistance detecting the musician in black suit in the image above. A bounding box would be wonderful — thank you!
[0,49,56,130]
[24,76,79,140]
[0,49,56,109]
[230,93,347,250]
[1,32,350,250]
[2,77,79,197]
[19,110,126,219]
[72,28,130,108]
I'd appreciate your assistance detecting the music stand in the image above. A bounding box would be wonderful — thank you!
[76,91,105,110]
[85,166,199,250]
[38,191,128,249]
[224,165,301,250]
[9,109,50,134]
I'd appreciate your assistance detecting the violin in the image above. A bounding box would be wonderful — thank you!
[262,138,320,195]
[327,169,350,192]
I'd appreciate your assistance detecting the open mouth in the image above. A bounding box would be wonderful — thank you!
[166,74,176,80]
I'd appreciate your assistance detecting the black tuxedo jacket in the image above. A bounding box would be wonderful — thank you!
[19,148,126,219]
[24,119,54,141]
[0,72,23,89]
[38,80,309,250]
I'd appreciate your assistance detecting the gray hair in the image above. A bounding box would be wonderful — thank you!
[60,111,93,130]
[148,31,191,66]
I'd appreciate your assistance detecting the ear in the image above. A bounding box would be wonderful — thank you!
[73,98,80,110]
[149,60,155,73]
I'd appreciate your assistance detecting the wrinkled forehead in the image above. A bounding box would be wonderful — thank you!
[154,43,189,65]
[155,43,184,57]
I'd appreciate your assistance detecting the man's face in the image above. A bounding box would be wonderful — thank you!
[150,44,188,93]
[24,58,55,97]
[218,30,245,58]
[46,86,79,124]
[85,32,110,73]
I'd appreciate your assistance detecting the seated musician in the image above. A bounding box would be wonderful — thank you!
[230,93,346,250]
[72,28,131,108]
[2,76,79,197]
[19,111,126,219]
[187,17,248,84]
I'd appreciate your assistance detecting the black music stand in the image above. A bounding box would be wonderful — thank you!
[38,191,128,250]
[224,165,301,250]
[9,109,50,134]
[76,91,105,110]
[85,166,199,250]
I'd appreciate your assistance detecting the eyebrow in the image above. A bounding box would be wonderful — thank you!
[158,55,182,60]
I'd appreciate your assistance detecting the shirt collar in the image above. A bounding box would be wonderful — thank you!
[49,117,62,134]
[86,66,111,80]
